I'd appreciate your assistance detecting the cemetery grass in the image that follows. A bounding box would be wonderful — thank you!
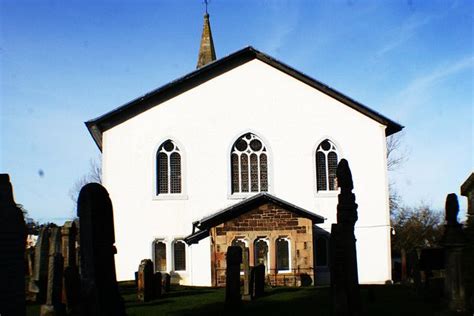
[120,281,450,316]
[26,281,455,315]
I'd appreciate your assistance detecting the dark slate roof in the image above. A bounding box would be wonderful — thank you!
[86,46,403,150]
[184,193,325,245]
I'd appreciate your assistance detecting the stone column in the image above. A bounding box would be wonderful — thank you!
[77,183,125,316]
[0,174,27,316]
[330,159,361,316]
[442,194,466,312]
[225,246,242,305]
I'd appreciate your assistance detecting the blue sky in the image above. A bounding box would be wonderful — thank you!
[1,0,472,223]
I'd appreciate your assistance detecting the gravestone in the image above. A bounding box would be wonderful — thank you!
[137,259,154,302]
[63,265,80,315]
[61,221,77,269]
[32,227,51,302]
[0,174,27,316]
[253,264,265,298]
[442,194,466,312]
[154,272,162,298]
[330,159,361,316]
[242,247,251,301]
[163,273,171,292]
[77,183,125,316]
[40,227,65,315]
[225,246,242,305]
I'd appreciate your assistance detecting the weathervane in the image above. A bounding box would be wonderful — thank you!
[203,0,210,14]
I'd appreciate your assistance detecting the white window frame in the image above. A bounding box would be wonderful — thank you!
[313,137,342,197]
[228,131,273,199]
[172,239,187,272]
[276,237,292,273]
[254,237,270,273]
[152,138,188,200]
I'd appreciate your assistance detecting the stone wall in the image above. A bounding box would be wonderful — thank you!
[210,202,314,287]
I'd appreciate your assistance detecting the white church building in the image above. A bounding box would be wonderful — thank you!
[86,13,403,286]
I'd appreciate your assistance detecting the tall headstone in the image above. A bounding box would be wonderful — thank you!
[61,221,77,269]
[40,227,65,315]
[330,159,361,316]
[137,259,154,302]
[61,221,79,311]
[225,246,242,305]
[32,227,50,302]
[0,174,27,316]
[253,264,265,298]
[442,194,466,312]
[163,273,171,292]
[461,174,474,312]
[242,247,251,301]
[77,183,125,316]
[154,272,162,299]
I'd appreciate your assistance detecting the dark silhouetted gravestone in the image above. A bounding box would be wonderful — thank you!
[0,174,27,316]
[225,246,242,305]
[154,272,162,298]
[138,259,154,302]
[64,265,80,315]
[253,264,265,298]
[40,227,65,315]
[163,273,171,292]
[61,221,77,269]
[77,183,125,316]
[60,221,80,312]
[32,227,50,302]
[442,194,466,312]
[330,159,361,316]
[242,247,251,301]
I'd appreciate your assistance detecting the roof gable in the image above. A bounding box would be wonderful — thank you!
[86,46,403,149]
[184,193,325,244]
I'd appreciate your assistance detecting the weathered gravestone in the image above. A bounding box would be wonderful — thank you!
[225,246,242,305]
[77,183,125,316]
[461,173,474,313]
[63,265,80,315]
[242,247,251,301]
[329,159,361,316]
[253,264,265,298]
[138,259,154,302]
[442,194,466,312]
[0,174,27,316]
[40,227,66,316]
[32,227,50,302]
[163,273,171,292]
[154,272,162,299]
[60,221,80,313]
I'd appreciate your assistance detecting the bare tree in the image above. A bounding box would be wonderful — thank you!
[386,132,407,213]
[69,157,102,204]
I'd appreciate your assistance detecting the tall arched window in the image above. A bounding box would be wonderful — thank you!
[153,240,167,272]
[173,240,186,271]
[316,139,339,191]
[254,238,269,269]
[231,133,268,194]
[157,140,181,195]
[276,237,291,272]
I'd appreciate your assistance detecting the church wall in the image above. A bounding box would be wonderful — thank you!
[102,59,392,284]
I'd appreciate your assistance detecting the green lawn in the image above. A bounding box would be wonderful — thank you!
[27,282,463,316]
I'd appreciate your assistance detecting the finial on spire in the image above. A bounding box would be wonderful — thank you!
[196,4,216,69]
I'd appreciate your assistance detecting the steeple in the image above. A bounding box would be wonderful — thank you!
[196,13,216,69]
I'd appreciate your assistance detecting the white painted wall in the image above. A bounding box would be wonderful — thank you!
[102,59,392,284]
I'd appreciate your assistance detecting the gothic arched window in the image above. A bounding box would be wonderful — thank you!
[157,140,181,195]
[231,133,268,194]
[153,240,167,272]
[173,240,186,271]
[276,237,291,272]
[316,139,339,192]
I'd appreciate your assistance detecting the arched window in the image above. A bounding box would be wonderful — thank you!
[231,133,268,194]
[316,139,339,191]
[254,238,269,269]
[173,240,186,271]
[157,140,181,195]
[315,237,328,267]
[153,240,167,272]
[276,237,291,272]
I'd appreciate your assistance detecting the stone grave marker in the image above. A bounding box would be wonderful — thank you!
[0,174,27,316]
[137,259,154,302]
[163,273,171,292]
[32,227,50,302]
[78,183,125,316]
[330,159,361,316]
[254,264,265,298]
[154,272,162,299]
[225,246,242,305]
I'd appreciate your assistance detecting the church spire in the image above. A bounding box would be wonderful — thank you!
[196,11,216,69]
